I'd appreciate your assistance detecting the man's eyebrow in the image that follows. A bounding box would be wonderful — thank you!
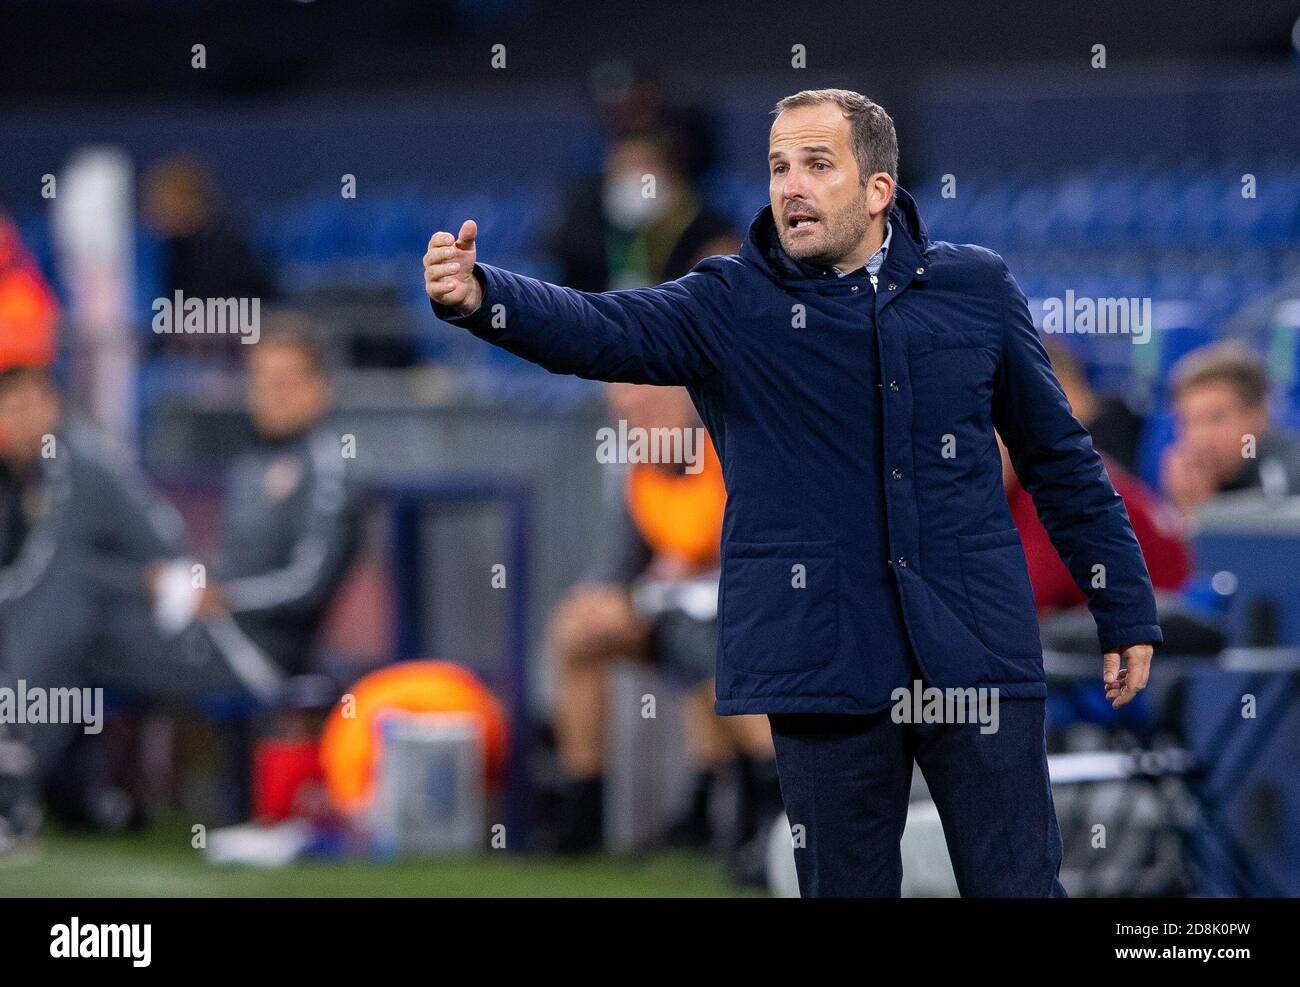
[768,145,837,161]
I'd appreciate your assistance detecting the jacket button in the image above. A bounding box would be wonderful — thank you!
[851,285,859,293]
[888,283,897,291]
[916,267,925,275]
[891,467,902,480]
[889,379,899,391]
[897,556,908,567]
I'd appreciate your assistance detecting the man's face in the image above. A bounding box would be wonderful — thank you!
[768,103,880,267]
[1174,381,1269,482]
[0,378,61,468]
[247,344,329,439]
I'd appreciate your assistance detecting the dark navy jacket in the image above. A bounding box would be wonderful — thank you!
[434,187,1164,715]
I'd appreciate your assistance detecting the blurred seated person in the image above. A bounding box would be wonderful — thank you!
[200,316,363,680]
[0,211,58,371]
[1042,338,1144,472]
[545,125,740,291]
[546,382,780,878]
[0,319,361,838]
[1160,341,1300,521]
[0,365,255,838]
[170,318,365,820]
[141,156,275,363]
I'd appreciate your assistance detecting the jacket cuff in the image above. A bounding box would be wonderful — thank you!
[1097,623,1164,653]
[429,265,492,330]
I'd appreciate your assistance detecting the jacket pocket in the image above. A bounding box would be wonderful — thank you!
[720,540,838,675]
[957,527,1042,658]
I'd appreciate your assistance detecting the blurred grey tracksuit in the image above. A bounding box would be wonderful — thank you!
[216,424,362,678]
[0,421,361,776]
[0,422,248,772]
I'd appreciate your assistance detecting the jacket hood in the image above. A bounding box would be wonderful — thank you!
[739,185,930,285]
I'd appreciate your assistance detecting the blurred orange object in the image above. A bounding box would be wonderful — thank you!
[626,435,725,572]
[0,217,58,370]
[319,661,508,813]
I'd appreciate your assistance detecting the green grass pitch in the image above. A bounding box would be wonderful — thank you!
[0,821,760,897]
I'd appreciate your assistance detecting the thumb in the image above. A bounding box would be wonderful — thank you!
[456,219,478,251]
[1102,650,1120,686]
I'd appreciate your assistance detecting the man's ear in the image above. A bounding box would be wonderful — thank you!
[868,172,895,217]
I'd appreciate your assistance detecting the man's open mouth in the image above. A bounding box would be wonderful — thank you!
[787,214,819,231]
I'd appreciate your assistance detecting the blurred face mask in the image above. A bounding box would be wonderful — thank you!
[603,172,668,230]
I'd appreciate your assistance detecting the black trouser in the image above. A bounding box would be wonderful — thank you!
[769,696,1068,898]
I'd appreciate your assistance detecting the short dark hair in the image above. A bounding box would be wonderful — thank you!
[771,89,899,194]
[1171,341,1269,408]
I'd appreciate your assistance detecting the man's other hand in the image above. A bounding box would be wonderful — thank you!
[424,220,482,314]
[1102,642,1154,709]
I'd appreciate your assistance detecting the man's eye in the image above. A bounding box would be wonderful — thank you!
[814,161,829,170]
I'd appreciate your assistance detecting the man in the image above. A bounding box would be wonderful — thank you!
[207,320,362,680]
[139,321,359,694]
[140,156,275,363]
[545,127,741,292]
[1161,340,1300,520]
[181,321,363,819]
[424,89,1162,897]
[0,365,245,841]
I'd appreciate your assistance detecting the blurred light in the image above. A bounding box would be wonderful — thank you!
[1211,570,1239,596]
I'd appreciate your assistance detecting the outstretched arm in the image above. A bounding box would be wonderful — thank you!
[424,221,729,387]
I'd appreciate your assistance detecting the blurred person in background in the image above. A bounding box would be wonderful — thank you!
[1160,341,1300,520]
[1042,338,1145,473]
[205,317,363,681]
[0,210,58,372]
[0,364,251,841]
[0,319,361,839]
[182,318,364,819]
[546,382,780,882]
[545,125,740,292]
[141,156,275,363]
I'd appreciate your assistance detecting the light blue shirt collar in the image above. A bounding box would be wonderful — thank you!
[832,220,892,278]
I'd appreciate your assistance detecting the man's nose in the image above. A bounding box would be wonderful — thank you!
[782,175,810,202]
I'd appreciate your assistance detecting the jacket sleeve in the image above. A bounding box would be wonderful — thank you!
[78,445,188,599]
[222,437,362,623]
[96,457,187,564]
[989,257,1164,653]
[430,257,732,387]
[1110,468,1192,593]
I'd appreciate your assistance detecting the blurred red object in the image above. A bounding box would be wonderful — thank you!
[0,216,58,370]
[253,738,324,822]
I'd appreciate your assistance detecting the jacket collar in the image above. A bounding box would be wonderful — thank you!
[740,185,931,291]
